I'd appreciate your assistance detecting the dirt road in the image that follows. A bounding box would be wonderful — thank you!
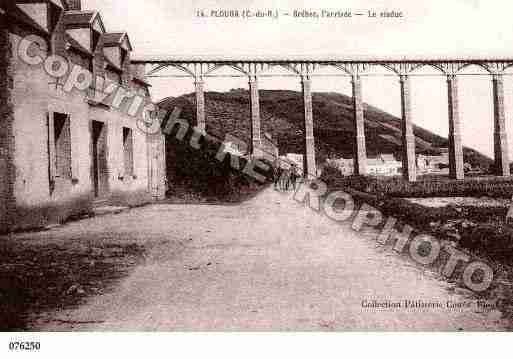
[32,188,507,331]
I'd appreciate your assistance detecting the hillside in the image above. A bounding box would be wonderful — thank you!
[158,89,492,169]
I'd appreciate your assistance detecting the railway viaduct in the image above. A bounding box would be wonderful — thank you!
[132,56,513,181]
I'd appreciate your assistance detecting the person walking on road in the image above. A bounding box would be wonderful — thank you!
[280,168,290,191]
[273,165,281,190]
[290,165,298,191]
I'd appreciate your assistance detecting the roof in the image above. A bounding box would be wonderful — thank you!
[102,32,133,51]
[332,157,401,167]
[380,154,396,162]
[50,0,67,8]
[63,10,95,25]
[367,158,383,166]
[419,154,449,162]
[367,157,402,167]
[102,32,123,45]
[5,4,50,35]
[63,10,105,32]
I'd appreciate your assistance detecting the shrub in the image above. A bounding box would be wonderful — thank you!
[460,224,513,263]
[321,167,513,265]
[320,168,513,199]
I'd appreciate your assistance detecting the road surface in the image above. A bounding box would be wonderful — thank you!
[33,188,507,331]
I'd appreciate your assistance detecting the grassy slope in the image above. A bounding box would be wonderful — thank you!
[159,89,493,168]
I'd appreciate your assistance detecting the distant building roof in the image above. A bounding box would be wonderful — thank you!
[367,158,384,166]
[332,156,401,167]
[418,153,449,162]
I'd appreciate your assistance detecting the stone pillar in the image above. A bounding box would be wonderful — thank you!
[301,76,317,178]
[447,75,465,180]
[492,73,510,176]
[249,76,262,157]
[194,78,206,133]
[352,74,367,175]
[399,74,416,182]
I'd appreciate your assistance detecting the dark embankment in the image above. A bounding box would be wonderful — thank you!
[162,119,275,203]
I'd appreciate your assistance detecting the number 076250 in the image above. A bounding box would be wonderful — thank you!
[8,342,41,351]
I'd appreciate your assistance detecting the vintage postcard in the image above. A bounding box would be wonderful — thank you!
[1,0,513,355]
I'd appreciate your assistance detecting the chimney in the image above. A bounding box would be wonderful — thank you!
[67,0,81,11]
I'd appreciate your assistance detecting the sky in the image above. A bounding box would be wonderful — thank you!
[83,0,513,159]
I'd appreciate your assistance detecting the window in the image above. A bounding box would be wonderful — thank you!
[92,30,101,52]
[88,56,94,74]
[53,113,72,180]
[122,127,134,178]
[120,47,128,66]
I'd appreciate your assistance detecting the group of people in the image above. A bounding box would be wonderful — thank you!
[273,164,301,192]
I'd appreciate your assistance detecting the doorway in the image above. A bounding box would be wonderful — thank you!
[91,120,108,197]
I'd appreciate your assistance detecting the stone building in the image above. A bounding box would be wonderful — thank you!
[327,154,402,177]
[0,1,166,233]
[367,154,402,176]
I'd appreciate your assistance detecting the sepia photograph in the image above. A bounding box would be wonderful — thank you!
[1,0,513,356]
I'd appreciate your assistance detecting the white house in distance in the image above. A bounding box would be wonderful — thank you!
[368,154,402,176]
[327,154,402,177]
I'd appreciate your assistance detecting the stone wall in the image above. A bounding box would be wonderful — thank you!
[0,15,16,233]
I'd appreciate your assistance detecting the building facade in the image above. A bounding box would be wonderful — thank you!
[327,154,402,177]
[367,154,402,176]
[0,1,166,233]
